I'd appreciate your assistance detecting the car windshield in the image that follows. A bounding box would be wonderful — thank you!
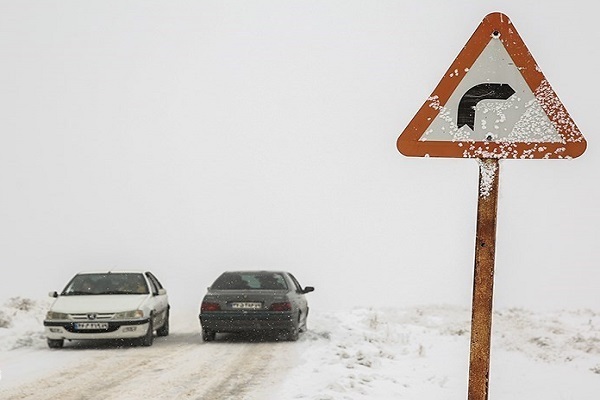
[61,273,149,295]
[211,272,288,290]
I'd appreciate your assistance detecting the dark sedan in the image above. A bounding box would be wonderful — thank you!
[199,270,314,341]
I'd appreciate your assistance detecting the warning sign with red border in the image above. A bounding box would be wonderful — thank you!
[397,12,586,159]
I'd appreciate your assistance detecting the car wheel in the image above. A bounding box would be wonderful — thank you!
[300,319,308,332]
[47,338,64,349]
[139,320,154,347]
[299,310,308,332]
[202,329,216,342]
[287,326,299,341]
[156,310,169,337]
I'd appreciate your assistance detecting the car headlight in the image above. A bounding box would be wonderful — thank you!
[46,311,69,320]
[113,310,144,319]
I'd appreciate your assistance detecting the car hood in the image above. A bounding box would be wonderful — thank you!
[50,295,149,313]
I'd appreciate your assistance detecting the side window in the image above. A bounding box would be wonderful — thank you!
[145,272,159,295]
[147,272,164,289]
[287,273,303,292]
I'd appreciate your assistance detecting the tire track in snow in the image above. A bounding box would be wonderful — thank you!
[0,333,294,400]
[195,343,275,400]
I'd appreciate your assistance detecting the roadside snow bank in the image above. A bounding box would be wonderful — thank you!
[272,305,600,400]
[279,306,471,399]
[0,297,50,351]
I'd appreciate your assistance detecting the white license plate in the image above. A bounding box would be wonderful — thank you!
[74,322,109,330]
[231,302,262,310]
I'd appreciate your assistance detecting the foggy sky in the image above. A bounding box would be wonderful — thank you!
[1,1,598,313]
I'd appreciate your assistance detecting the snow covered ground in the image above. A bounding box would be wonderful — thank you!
[0,296,599,399]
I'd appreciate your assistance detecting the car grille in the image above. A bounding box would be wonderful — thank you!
[69,312,116,321]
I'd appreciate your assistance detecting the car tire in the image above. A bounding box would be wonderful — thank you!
[287,326,299,341]
[287,311,302,341]
[139,320,154,347]
[202,329,216,342]
[156,310,169,337]
[299,310,308,332]
[300,320,308,333]
[47,338,64,349]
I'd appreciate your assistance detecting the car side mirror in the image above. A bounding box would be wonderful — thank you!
[302,286,315,294]
[48,291,58,298]
[157,288,167,296]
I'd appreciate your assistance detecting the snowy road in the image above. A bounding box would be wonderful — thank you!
[0,315,295,400]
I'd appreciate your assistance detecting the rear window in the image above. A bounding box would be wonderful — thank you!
[211,272,288,290]
[62,273,149,295]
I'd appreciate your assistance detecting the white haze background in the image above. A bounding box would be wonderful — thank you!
[0,0,599,358]
[2,0,598,314]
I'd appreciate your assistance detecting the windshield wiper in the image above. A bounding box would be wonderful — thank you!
[96,290,138,295]
[63,291,96,296]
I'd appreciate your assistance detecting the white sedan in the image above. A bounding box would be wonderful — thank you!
[44,270,170,348]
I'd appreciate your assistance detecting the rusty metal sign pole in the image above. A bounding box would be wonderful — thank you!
[467,158,500,400]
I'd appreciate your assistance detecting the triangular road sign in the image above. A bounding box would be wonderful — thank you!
[397,12,587,159]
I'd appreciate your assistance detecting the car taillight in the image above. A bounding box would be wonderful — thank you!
[269,302,292,311]
[201,302,221,312]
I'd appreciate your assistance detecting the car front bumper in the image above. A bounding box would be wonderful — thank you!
[43,318,150,340]
[199,311,294,333]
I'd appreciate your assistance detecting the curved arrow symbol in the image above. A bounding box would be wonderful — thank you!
[457,83,515,130]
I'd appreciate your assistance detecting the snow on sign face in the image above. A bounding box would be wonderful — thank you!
[397,12,586,159]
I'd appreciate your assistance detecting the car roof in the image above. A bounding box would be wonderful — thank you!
[75,270,148,275]
[222,270,289,275]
